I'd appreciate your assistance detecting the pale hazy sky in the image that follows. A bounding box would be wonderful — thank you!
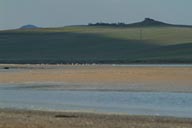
[1,0,192,30]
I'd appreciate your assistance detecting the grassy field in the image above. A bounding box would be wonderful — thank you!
[0,26,192,64]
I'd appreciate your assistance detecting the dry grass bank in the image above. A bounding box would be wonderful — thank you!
[0,65,192,92]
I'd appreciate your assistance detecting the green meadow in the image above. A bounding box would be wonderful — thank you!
[0,26,192,64]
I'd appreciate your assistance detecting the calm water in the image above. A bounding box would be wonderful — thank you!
[0,85,192,118]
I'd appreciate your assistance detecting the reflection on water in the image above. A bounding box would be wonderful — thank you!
[0,85,192,118]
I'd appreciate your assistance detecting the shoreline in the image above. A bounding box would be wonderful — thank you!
[1,63,192,67]
[0,109,192,128]
[1,64,192,92]
[2,83,192,93]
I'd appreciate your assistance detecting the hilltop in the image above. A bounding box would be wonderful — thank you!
[20,24,39,29]
[127,18,171,27]
[0,18,192,64]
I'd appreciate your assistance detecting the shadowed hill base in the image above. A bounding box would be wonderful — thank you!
[0,26,192,64]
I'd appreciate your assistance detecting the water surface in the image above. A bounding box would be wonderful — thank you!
[0,85,192,118]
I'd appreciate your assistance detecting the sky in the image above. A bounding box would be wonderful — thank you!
[1,0,192,30]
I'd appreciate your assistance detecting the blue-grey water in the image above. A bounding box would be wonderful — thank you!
[0,85,192,118]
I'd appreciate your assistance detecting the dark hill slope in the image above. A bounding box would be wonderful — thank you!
[0,22,192,64]
[0,32,159,64]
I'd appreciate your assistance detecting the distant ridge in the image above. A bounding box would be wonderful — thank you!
[20,24,39,29]
[89,18,192,27]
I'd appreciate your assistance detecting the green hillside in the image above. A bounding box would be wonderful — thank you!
[0,25,192,64]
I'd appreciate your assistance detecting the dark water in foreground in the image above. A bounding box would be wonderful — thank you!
[0,85,192,118]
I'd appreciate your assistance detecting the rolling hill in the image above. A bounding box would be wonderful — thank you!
[0,18,192,64]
